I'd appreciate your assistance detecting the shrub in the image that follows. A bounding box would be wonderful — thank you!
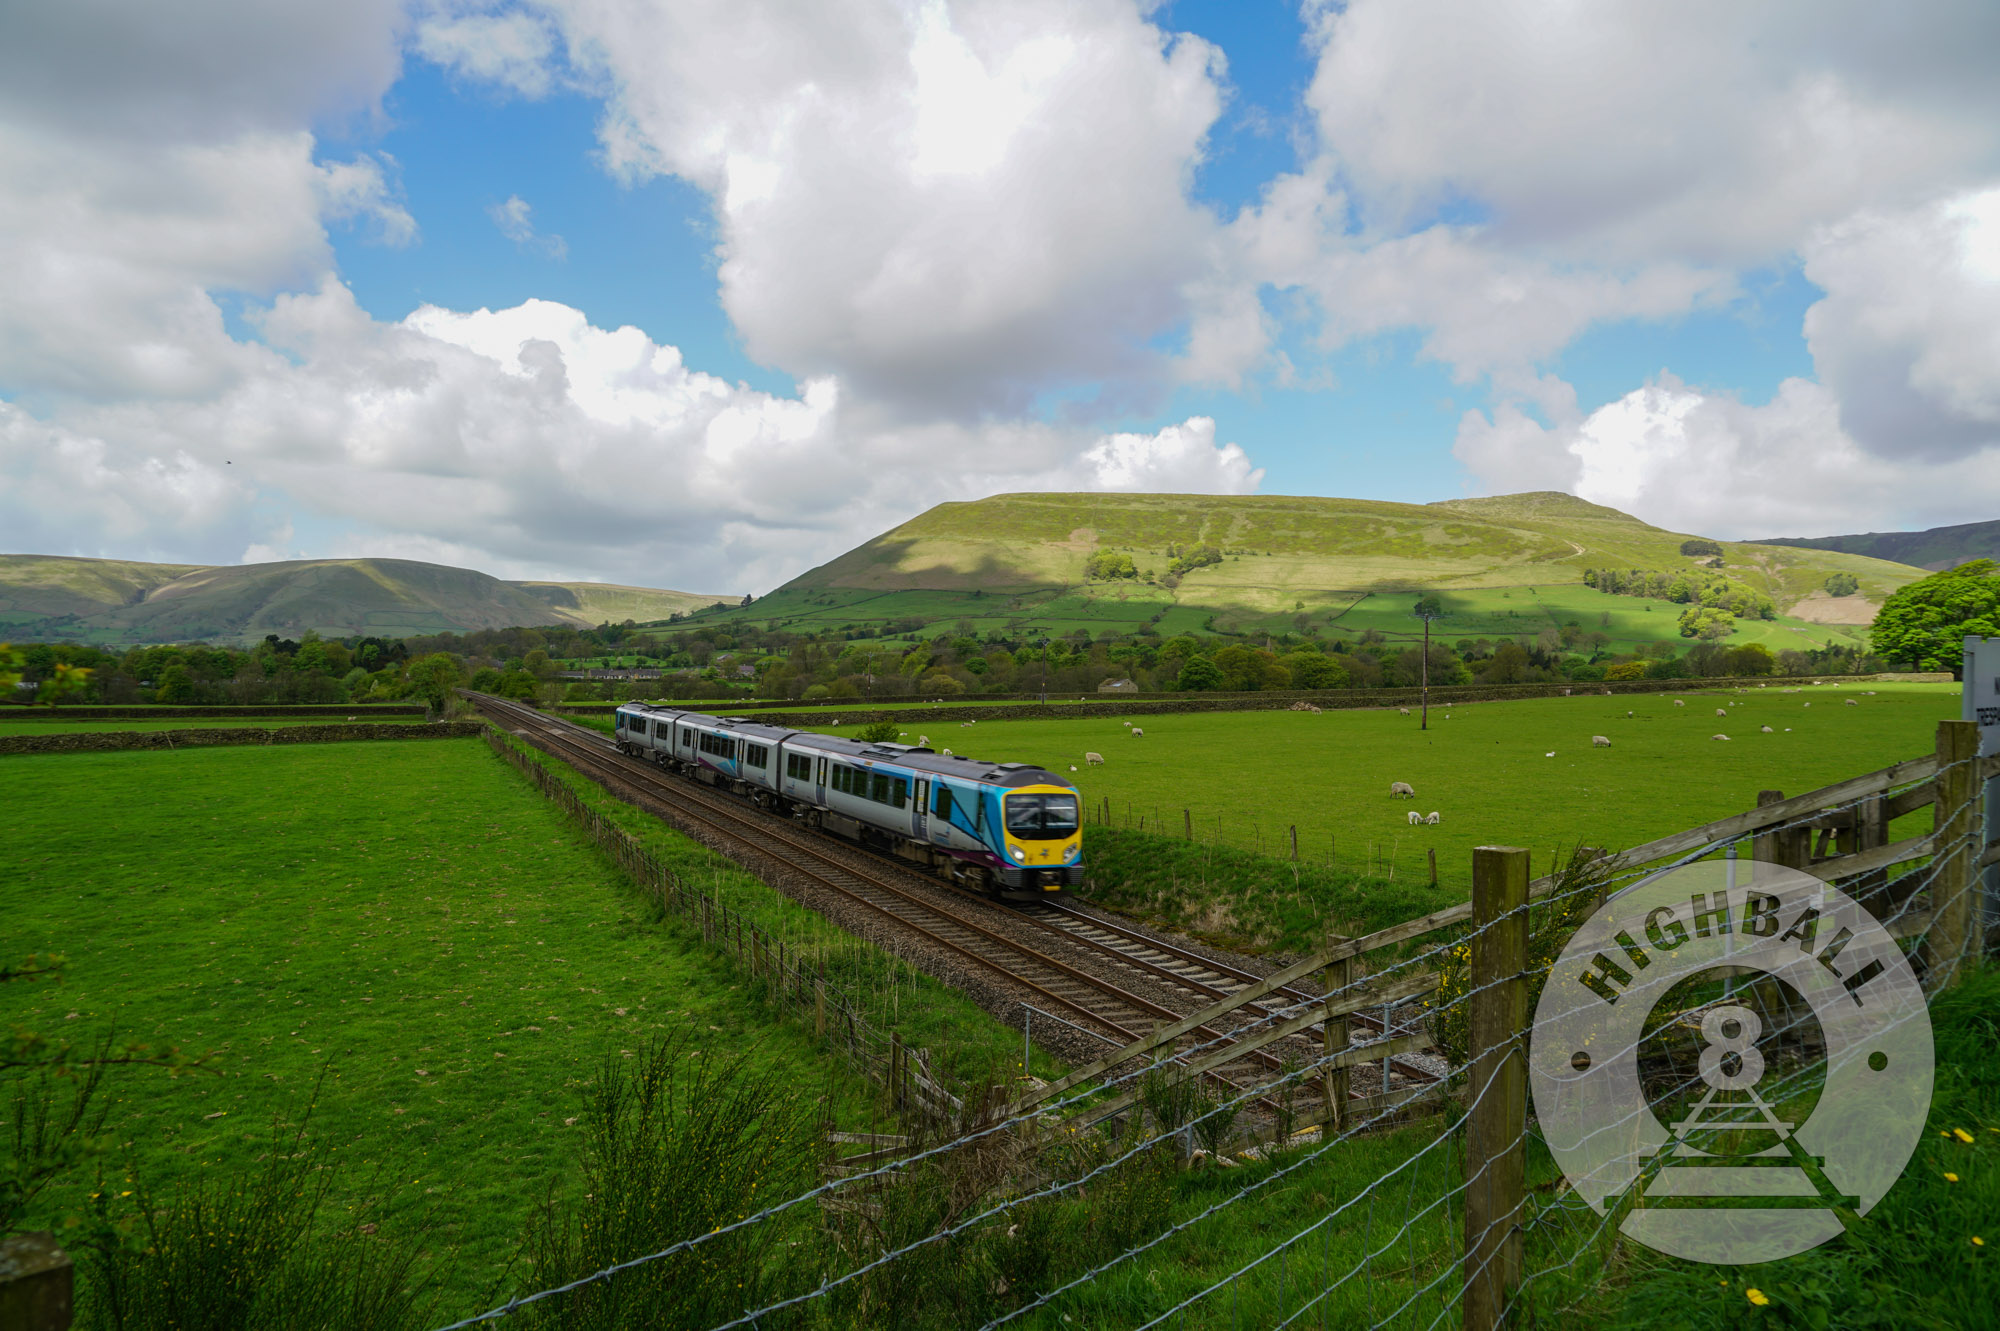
[1825,572,1860,597]
[1679,539,1723,557]
[857,719,901,743]
[1603,660,1648,681]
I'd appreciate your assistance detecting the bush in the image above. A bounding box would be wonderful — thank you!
[1679,539,1723,557]
[1825,572,1860,597]
[857,719,901,743]
[916,672,965,696]
[1604,660,1648,681]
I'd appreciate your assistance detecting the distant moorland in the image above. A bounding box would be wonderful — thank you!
[0,554,736,646]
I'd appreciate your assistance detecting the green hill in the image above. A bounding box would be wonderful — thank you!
[0,555,733,646]
[685,490,1925,655]
[1748,518,2000,572]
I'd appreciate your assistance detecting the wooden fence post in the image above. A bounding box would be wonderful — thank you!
[1321,944,1350,1136]
[0,1233,73,1331]
[1463,846,1529,1331]
[1924,720,1980,990]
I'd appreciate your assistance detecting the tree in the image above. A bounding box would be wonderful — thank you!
[154,663,197,704]
[1282,651,1348,690]
[1722,643,1776,676]
[1678,606,1735,640]
[405,652,464,715]
[1871,560,2000,673]
[1824,572,1860,597]
[1679,539,1723,557]
[1176,657,1224,691]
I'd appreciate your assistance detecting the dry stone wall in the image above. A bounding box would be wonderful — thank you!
[0,721,482,756]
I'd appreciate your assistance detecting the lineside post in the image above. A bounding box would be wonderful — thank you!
[1320,942,1350,1136]
[1924,719,1979,990]
[1462,846,1529,1331]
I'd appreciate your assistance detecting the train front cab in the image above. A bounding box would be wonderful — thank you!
[991,781,1083,896]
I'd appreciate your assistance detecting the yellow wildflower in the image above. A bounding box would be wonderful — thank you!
[1953,1128,1975,1144]
[1945,1173,1960,1182]
[1974,1237,1985,1248]
[1746,1289,1770,1307]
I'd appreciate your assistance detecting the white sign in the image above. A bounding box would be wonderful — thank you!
[1965,635,2000,758]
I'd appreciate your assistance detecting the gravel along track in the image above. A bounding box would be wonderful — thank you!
[473,695,1441,1116]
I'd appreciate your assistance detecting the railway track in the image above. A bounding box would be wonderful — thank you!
[474,694,1438,1110]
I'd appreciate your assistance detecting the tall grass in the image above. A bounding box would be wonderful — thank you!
[519,1033,826,1330]
[77,1090,438,1331]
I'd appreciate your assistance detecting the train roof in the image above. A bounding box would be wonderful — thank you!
[613,705,1072,789]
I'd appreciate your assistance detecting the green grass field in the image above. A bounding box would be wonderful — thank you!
[0,739,1024,1319]
[817,682,1963,898]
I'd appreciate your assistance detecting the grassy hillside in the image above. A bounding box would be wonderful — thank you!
[509,579,733,625]
[683,490,1924,653]
[0,554,733,645]
[1750,516,2000,571]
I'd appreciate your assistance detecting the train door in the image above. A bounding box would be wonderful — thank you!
[913,779,929,840]
[815,755,827,805]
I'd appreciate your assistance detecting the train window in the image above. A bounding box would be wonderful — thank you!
[933,785,953,818]
[745,744,768,768]
[869,772,891,804]
[699,732,735,759]
[654,721,668,737]
[786,753,811,781]
[1004,792,1081,840]
[832,765,850,794]
[892,778,908,808]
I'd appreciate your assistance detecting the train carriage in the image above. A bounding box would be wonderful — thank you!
[611,702,1081,900]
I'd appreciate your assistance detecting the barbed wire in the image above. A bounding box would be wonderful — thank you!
[429,750,1989,1330]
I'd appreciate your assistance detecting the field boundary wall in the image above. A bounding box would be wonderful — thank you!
[0,721,482,756]
[480,728,964,1121]
[0,704,426,720]
[555,674,1860,730]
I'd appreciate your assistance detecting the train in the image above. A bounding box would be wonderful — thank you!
[611,703,1083,900]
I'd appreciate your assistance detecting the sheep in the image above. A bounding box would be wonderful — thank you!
[1716,708,1728,717]
[1400,707,1411,714]
[1425,811,1441,825]
[941,748,953,756]
[1545,751,1556,758]
[1803,702,1811,708]
[1592,735,1611,747]
[1845,698,1858,707]
[1390,781,1416,798]
[918,735,930,746]
[1674,699,1685,707]
[1131,728,1144,737]
[1070,765,1078,772]
[1713,733,1731,741]
[346,715,357,721]
[1761,725,1774,733]
[1626,710,1633,717]
[1085,752,1104,766]
[1123,720,1132,727]
[1408,810,1422,825]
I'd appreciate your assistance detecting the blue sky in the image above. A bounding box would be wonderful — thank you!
[3,1,1997,589]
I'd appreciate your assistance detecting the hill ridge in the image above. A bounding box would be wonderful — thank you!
[0,553,735,646]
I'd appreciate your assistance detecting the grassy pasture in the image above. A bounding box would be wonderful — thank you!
[820,683,1963,897]
[0,739,1020,1318]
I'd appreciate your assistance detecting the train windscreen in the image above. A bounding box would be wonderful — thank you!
[1003,792,1080,840]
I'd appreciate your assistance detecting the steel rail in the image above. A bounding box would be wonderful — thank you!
[477,696,1428,1101]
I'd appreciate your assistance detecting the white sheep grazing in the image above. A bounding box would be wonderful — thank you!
[1592,735,1611,747]
[1803,702,1811,708]
[1123,720,1132,727]
[1845,698,1858,706]
[1712,733,1731,741]
[1390,781,1416,798]
[1070,765,1078,772]
[941,748,953,756]
[1131,727,1144,737]
[1761,725,1774,733]
[1408,810,1422,825]
[1626,710,1633,718]
[1425,811,1441,825]
[1400,707,1411,714]
[1716,708,1728,717]
[1545,751,1556,758]
[1085,752,1105,766]
[1674,699,1685,707]
[918,734,930,746]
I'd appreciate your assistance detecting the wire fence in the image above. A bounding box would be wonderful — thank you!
[448,719,1994,1330]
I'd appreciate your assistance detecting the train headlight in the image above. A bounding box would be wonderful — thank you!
[1010,846,1026,861]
